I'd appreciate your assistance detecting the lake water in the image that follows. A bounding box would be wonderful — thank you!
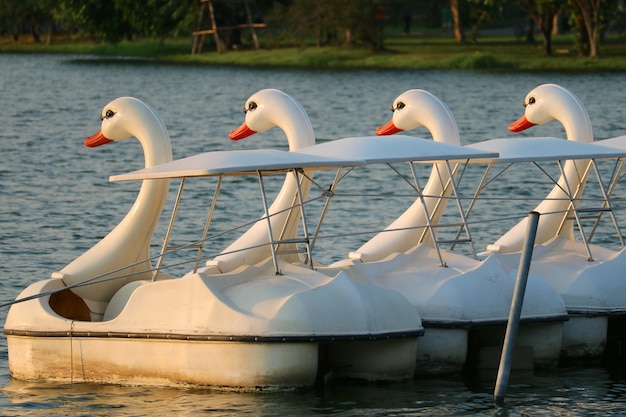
[2,53,626,415]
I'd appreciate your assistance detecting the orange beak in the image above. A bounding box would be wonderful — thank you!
[375,119,402,136]
[229,123,257,140]
[84,130,113,147]
[509,115,536,132]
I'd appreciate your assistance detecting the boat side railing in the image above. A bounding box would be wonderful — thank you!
[154,168,322,276]
[585,158,626,245]
[303,159,480,267]
[6,158,626,310]
[467,157,625,260]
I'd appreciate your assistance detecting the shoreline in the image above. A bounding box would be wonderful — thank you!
[3,33,626,72]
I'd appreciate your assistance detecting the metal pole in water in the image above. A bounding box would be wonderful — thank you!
[494,211,540,406]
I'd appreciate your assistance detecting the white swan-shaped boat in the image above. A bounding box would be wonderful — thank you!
[4,95,424,390]
[491,83,593,252]
[37,97,173,321]
[212,88,315,272]
[314,89,567,374]
[481,84,626,361]
[359,88,462,257]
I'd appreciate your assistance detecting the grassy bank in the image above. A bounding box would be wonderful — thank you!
[3,33,626,71]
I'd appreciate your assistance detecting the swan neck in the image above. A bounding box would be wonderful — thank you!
[134,114,173,167]
[276,100,315,150]
[427,111,460,145]
[557,93,593,143]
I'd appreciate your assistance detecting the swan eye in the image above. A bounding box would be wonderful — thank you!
[391,101,405,112]
[524,97,536,108]
[100,109,116,120]
[244,101,258,113]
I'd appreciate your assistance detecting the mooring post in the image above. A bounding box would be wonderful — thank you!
[494,211,540,407]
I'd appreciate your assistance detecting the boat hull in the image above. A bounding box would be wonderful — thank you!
[328,338,418,381]
[7,335,319,390]
[414,328,468,375]
[561,316,607,360]
[6,332,419,390]
[4,260,423,389]
[325,245,567,374]
[470,321,564,370]
[412,321,564,375]
[489,237,626,361]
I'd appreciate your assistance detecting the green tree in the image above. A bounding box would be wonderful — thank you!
[265,0,338,47]
[58,0,195,44]
[513,0,566,55]
[466,0,504,42]
[59,0,132,43]
[568,0,619,57]
[450,0,466,43]
[114,0,196,41]
[265,0,385,51]
[1,0,57,42]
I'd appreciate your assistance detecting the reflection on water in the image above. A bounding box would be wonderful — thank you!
[2,367,626,416]
[2,53,626,415]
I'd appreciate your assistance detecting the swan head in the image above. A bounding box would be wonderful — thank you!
[376,89,460,144]
[84,96,172,168]
[229,89,315,150]
[509,84,592,140]
[85,97,164,147]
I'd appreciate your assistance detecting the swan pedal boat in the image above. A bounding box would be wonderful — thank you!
[222,88,564,374]
[296,135,569,374]
[468,137,626,361]
[4,147,429,390]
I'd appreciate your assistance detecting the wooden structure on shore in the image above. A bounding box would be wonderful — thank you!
[192,0,266,53]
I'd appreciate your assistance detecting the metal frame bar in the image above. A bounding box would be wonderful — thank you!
[193,175,223,273]
[153,178,186,281]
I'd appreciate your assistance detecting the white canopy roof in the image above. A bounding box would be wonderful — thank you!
[110,136,501,182]
[465,137,626,163]
[110,149,365,182]
[297,135,498,163]
[595,135,626,152]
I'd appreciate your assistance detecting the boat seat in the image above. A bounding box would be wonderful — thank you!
[49,288,92,321]
[103,281,149,321]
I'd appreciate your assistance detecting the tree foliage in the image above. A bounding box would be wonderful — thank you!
[514,0,567,55]
[1,0,58,42]
[115,0,197,40]
[568,0,619,57]
[56,0,196,44]
[58,0,132,43]
[264,0,386,51]
[473,0,621,57]
[3,0,626,59]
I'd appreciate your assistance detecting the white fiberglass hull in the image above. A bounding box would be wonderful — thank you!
[7,336,319,390]
[324,244,568,374]
[489,236,626,361]
[4,259,423,390]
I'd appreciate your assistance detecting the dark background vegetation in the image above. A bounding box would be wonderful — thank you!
[2,0,626,58]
